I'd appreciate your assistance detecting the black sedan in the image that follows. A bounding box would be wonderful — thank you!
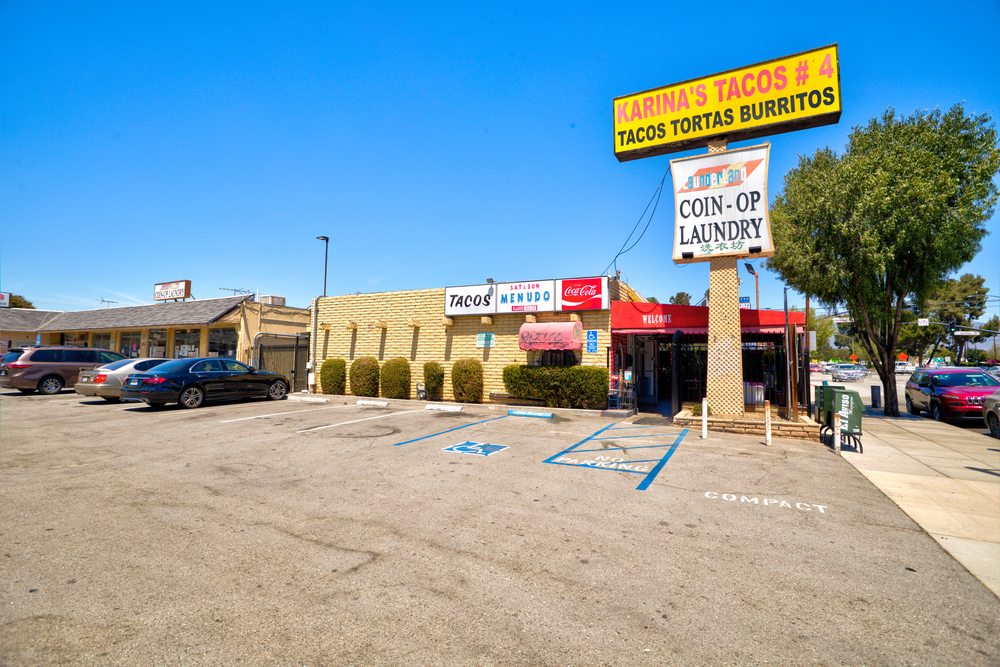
[120,357,289,409]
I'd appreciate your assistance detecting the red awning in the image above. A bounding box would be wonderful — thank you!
[613,326,802,335]
[519,321,583,350]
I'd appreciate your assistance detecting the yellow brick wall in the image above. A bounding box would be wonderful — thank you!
[314,287,614,401]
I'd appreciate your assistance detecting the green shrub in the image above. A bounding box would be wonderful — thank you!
[350,356,380,397]
[381,357,411,400]
[319,358,346,395]
[690,403,712,417]
[502,365,609,409]
[451,358,484,403]
[423,361,444,399]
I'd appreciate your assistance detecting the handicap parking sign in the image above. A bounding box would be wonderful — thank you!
[586,330,598,342]
[442,441,509,456]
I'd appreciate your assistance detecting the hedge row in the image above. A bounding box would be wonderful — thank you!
[502,365,609,409]
[316,357,483,403]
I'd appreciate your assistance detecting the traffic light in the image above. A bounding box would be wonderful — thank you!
[948,323,956,334]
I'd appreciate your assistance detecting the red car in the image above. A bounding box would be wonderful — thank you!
[905,368,1000,422]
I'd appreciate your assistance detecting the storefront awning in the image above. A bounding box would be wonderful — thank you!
[614,326,802,335]
[519,321,583,350]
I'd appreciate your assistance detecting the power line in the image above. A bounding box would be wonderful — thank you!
[602,165,670,277]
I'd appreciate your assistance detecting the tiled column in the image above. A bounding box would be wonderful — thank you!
[706,255,745,417]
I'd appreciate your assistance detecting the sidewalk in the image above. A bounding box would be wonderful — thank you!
[841,408,999,597]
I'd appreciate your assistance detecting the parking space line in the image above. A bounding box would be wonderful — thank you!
[391,416,508,446]
[544,422,688,491]
[591,432,683,441]
[220,404,354,423]
[295,409,424,433]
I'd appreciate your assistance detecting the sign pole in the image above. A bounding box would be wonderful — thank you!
[704,139,746,418]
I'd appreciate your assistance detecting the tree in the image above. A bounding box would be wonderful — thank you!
[669,292,691,306]
[921,274,989,362]
[972,314,1000,362]
[646,296,659,304]
[809,310,835,355]
[8,294,34,309]
[768,105,999,416]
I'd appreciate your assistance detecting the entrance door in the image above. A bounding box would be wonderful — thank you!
[636,337,657,405]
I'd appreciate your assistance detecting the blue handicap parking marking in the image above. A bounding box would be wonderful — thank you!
[442,441,509,457]
[544,423,687,491]
[586,330,598,342]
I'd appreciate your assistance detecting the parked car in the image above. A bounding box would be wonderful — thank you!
[904,368,1000,422]
[983,389,1000,439]
[120,357,289,409]
[895,361,917,375]
[74,357,171,402]
[809,362,822,373]
[831,364,866,381]
[0,346,125,395]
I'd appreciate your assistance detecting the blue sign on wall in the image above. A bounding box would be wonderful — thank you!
[441,441,509,456]
[586,330,598,342]
[587,341,598,354]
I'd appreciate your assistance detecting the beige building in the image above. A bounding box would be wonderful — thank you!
[311,278,633,400]
[5,296,310,363]
[1,308,63,353]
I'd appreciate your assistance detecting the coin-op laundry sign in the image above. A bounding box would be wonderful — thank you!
[671,144,773,264]
[613,44,841,161]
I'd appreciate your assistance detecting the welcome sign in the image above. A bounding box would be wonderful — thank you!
[670,144,773,264]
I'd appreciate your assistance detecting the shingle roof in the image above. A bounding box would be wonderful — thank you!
[34,295,252,331]
[0,308,63,332]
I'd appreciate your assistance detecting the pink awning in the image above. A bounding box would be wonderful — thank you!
[519,321,583,350]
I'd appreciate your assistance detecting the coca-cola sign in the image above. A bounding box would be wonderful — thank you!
[556,277,609,311]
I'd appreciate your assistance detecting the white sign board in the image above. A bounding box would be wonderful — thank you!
[832,317,853,324]
[0,292,9,308]
[953,331,978,336]
[495,280,555,314]
[444,284,497,316]
[670,144,773,264]
[917,318,929,327]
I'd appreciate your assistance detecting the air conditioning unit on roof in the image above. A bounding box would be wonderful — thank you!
[260,295,285,306]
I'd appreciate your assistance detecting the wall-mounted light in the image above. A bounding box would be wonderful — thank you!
[748,246,762,254]
[681,252,694,260]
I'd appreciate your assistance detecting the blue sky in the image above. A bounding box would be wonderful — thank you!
[2,1,998,325]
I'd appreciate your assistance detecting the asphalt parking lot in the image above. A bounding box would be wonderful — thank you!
[2,390,997,666]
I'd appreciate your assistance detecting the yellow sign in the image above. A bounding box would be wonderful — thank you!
[614,44,840,161]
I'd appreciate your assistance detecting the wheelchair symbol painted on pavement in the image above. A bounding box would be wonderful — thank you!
[442,441,509,456]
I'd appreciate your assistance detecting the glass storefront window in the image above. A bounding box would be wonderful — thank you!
[149,329,168,358]
[61,333,88,346]
[92,333,113,350]
[173,329,201,358]
[209,328,238,358]
[120,331,142,358]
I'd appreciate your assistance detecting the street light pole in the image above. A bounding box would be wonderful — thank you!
[316,236,329,297]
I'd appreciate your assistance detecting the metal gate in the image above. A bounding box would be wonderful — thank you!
[252,333,310,393]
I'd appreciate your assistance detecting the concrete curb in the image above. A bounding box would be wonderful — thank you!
[288,392,633,419]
